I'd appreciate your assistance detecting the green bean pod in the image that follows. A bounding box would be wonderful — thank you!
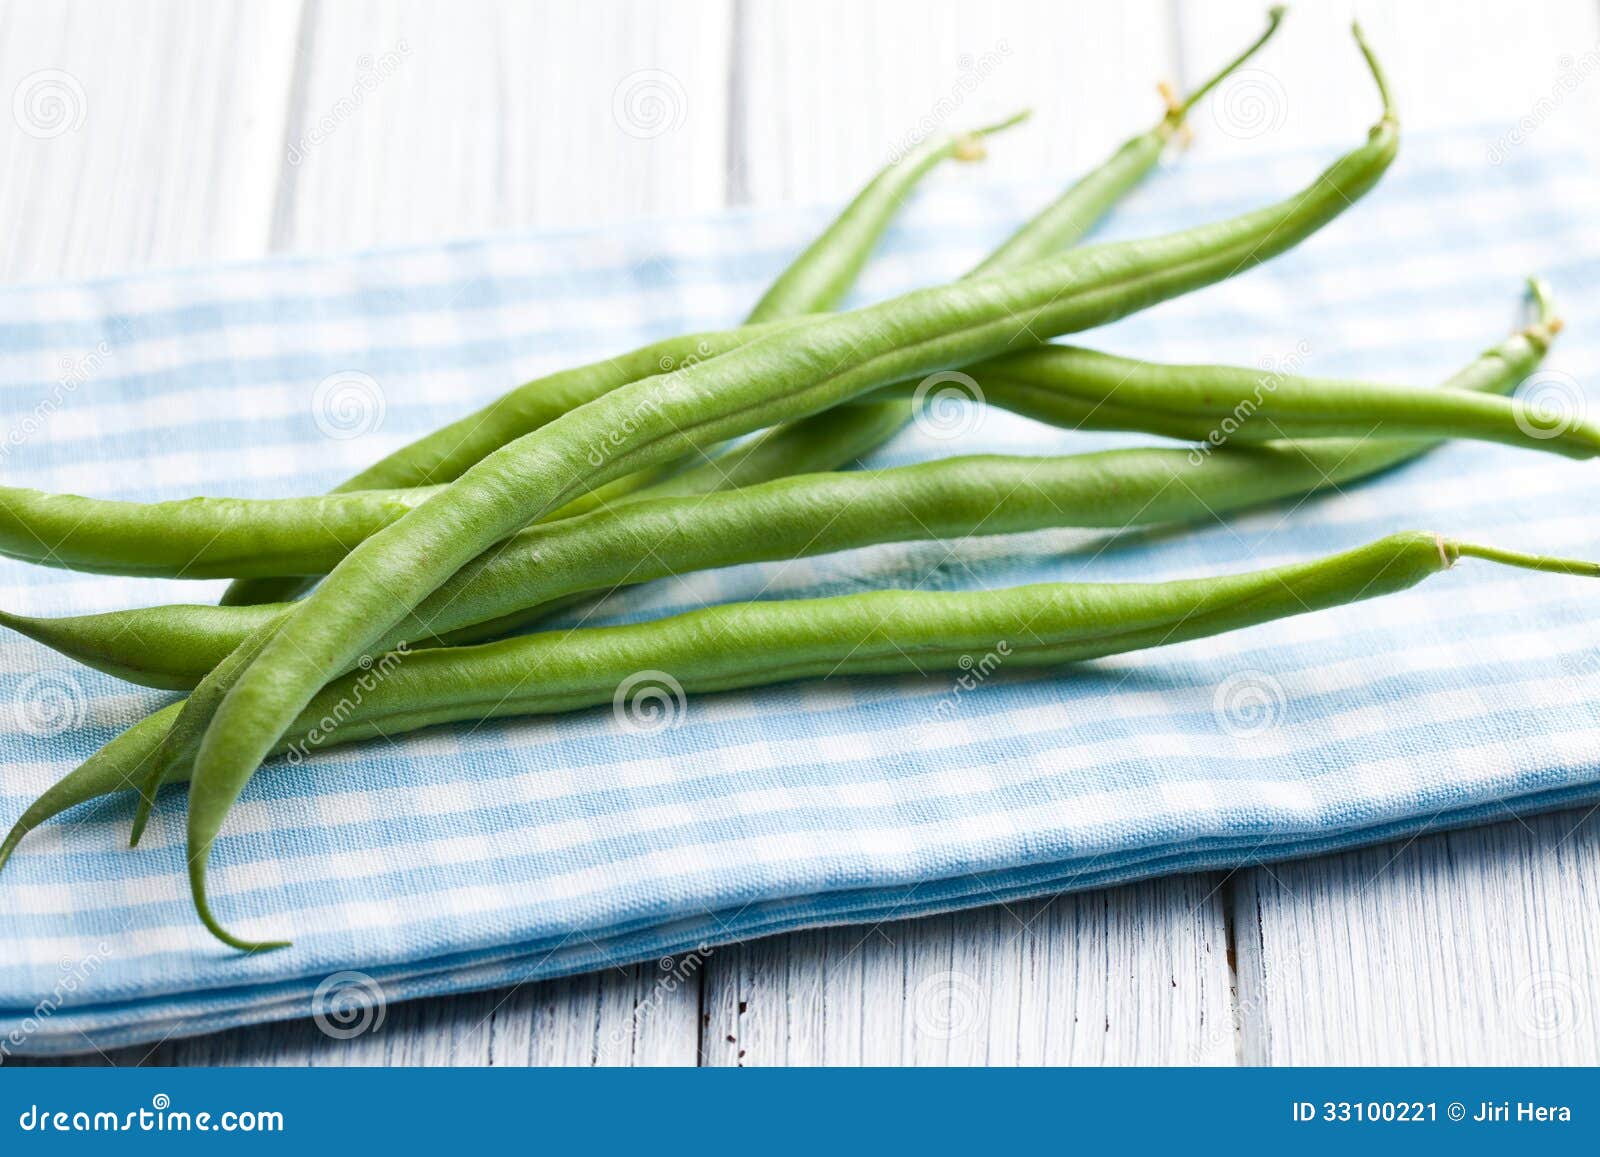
[745,112,1031,321]
[972,6,1286,273]
[7,530,1596,878]
[0,486,438,579]
[902,338,1597,458]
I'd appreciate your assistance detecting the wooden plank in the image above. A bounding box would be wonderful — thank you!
[701,874,1235,1065]
[273,0,735,250]
[1234,808,1600,1064]
[734,0,1176,207]
[0,0,302,281]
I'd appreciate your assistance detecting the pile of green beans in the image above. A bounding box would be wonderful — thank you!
[0,284,1560,690]
[4,531,1595,875]
[217,7,1287,606]
[3,14,1588,954]
[5,315,1581,583]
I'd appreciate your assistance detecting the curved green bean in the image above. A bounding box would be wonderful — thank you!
[972,6,1286,273]
[0,486,438,579]
[7,530,1595,878]
[745,111,1031,321]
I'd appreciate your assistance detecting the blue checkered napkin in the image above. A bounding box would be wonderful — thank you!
[2,128,1599,1055]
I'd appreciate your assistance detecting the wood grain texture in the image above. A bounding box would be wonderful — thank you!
[0,0,300,281]
[734,0,1176,206]
[700,876,1234,1066]
[6,0,1600,1067]
[1234,806,1600,1065]
[1178,0,1600,160]
[273,0,736,250]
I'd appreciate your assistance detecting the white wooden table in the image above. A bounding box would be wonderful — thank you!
[5,0,1599,1066]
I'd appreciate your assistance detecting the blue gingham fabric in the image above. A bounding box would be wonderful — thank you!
[2,127,1599,1056]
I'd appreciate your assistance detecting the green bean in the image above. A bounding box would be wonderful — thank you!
[0,486,439,579]
[4,290,1553,695]
[972,6,1286,273]
[745,111,1031,321]
[0,603,282,690]
[7,530,1595,878]
[170,26,1404,947]
[878,337,1594,458]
